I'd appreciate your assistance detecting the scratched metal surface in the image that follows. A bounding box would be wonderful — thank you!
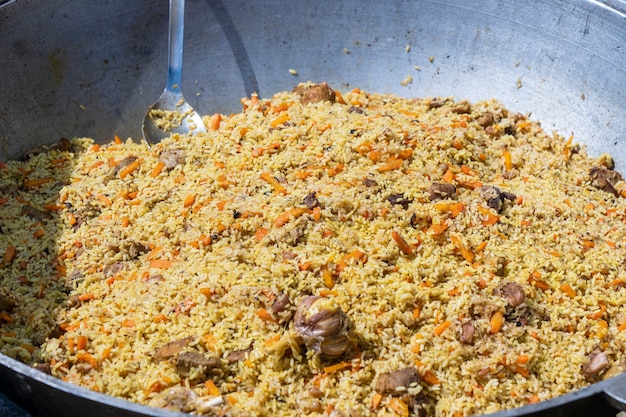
[0,1,626,417]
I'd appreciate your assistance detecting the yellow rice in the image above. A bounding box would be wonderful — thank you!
[1,84,625,416]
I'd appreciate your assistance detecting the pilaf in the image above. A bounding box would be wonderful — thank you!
[1,83,626,417]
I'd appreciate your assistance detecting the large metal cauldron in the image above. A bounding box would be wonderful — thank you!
[1,0,626,416]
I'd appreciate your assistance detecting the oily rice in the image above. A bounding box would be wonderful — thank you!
[1,83,626,417]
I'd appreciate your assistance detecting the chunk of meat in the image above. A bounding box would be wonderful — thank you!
[226,345,254,363]
[451,101,471,114]
[427,183,456,201]
[292,82,336,104]
[23,138,71,158]
[270,292,291,314]
[302,192,319,209]
[479,185,516,213]
[387,193,412,209]
[0,296,17,312]
[405,392,428,417]
[159,149,187,170]
[175,352,223,377]
[476,111,495,127]
[582,348,610,382]
[458,322,475,345]
[375,367,420,395]
[112,156,138,175]
[154,336,194,362]
[103,262,124,278]
[0,185,19,196]
[34,363,51,374]
[493,282,525,307]
[589,166,623,196]
[21,205,53,221]
[363,178,378,188]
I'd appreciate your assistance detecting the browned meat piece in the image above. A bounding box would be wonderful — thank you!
[405,392,428,417]
[75,363,93,374]
[294,296,352,357]
[493,282,525,307]
[293,82,336,105]
[348,106,364,114]
[270,292,291,314]
[302,192,319,209]
[387,193,412,209]
[0,185,19,196]
[375,367,420,395]
[34,363,51,374]
[23,138,71,158]
[159,149,187,170]
[589,166,623,196]
[363,178,378,187]
[21,205,53,221]
[428,183,456,201]
[458,322,475,345]
[154,336,194,362]
[148,386,198,412]
[479,185,516,213]
[175,352,223,376]
[308,385,323,398]
[103,262,124,278]
[0,296,17,312]
[428,99,446,109]
[112,156,138,175]
[226,345,253,363]
[476,111,495,127]
[582,348,610,382]
[451,101,471,114]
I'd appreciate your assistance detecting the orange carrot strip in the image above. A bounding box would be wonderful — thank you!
[336,249,366,272]
[118,158,140,179]
[257,308,277,323]
[114,134,122,144]
[183,194,196,208]
[378,159,403,172]
[560,283,576,298]
[371,393,383,410]
[260,172,287,195]
[78,293,95,302]
[421,370,440,385]
[442,168,455,183]
[388,398,409,417]
[0,312,15,323]
[76,335,88,351]
[273,207,309,227]
[433,320,451,336]
[2,246,16,265]
[209,113,222,130]
[149,259,174,269]
[43,203,65,211]
[391,230,415,258]
[489,311,504,334]
[323,361,352,374]
[150,161,165,177]
[270,112,290,128]
[24,178,53,188]
[205,379,221,396]
[76,352,98,368]
[255,227,269,242]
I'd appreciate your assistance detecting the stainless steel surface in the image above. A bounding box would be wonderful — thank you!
[1,0,626,416]
[142,0,206,144]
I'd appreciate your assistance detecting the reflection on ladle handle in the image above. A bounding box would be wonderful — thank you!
[166,0,184,92]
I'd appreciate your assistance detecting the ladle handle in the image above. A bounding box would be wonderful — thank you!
[166,0,184,92]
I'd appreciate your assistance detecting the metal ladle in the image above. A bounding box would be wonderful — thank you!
[142,0,206,145]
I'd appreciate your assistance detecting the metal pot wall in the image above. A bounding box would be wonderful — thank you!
[0,0,626,416]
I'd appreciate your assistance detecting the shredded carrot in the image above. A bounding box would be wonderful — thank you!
[449,202,466,217]
[428,222,448,236]
[442,168,455,183]
[226,395,238,405]
[319,289,338,297]
[24,178,53,188]
[183,194,197,208]
[503,150,513,171]
[205,379,221,396]
[377,159,403,172]
[257,308,277,323]
[152,314,168,323]
[433,320,451,336]
[391,230,415,258]
[371,393,383,410]
[96,194,112,206]
[273,207,310,228]
[76,352,98,368]
[0,312,15,323]
[270,112,290,128]
[114,134,122,144]
[387,398,409,417]
[121,319,136,328]
[101,347,112,361]
[78,293,96,302]
[322,265,334,289]
[216,198,233,211]
[528,394,540,404]
[560,283,576,298]
[450,234,475,263]
[489,311,504,334]
[260,172,287,195]
[618,322,626,332]
[421,370,440,385]
[150,161,165,177]
[0,197,9,206]
[76,335,88,351]
[209,113,222,130]
[514,364,530,377]
[336,249,366,272]
[149,259,174,269]
[43,203,65,211]
[2,246,16,265]
[516,354,529,365]
[323,361,352,374]
[118,158,141,179]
